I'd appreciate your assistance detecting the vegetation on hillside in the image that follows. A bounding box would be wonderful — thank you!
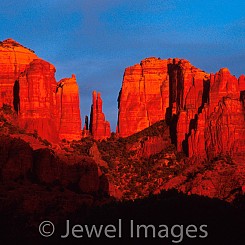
[0,104,52,146]
[95,121,187,200]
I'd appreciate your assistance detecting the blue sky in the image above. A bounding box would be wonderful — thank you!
[0,0,244,131]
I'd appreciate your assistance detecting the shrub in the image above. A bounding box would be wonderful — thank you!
[42,139,51,147]
[1,104,13,114]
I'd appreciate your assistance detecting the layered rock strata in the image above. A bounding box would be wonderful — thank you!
[0,39,82,142]
[118,57,245,161]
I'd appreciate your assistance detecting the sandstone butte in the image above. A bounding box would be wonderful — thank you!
[0,38,81,142]
[117,57,245,162]
[89,91,111,140]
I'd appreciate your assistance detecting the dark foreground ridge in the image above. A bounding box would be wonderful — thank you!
[1,190,245,245]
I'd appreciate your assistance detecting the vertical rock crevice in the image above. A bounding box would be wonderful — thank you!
[117,57,244,162]
[13,80,20,114]
[0,39,82,142]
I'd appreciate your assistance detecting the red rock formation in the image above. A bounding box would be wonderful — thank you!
[159,159,245,201]
[0,39,38,107]
[56,74,82,141]
[117,57,209,140]
[33,148,62,184]
[117,57,169,137]
[0,135,33,182]
[124,120,171,158]
[188,105,208,159]
[189,98,245,162]
[188,68,245,162]
[118,57,245,161]
[207,98,245,162]
[140,136,170,158]
[33,148,100,193]
[168,59,209,151]
[89,91,111,140]
[82,115,90,137]
[0,133,105,194]
[18,59,59,142]
[0,39,82,142]
[174,67,245,160]
[238,75,245,92]
[209,68,240,112]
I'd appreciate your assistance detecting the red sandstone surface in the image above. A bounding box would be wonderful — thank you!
[56,74,81,141]
[0,39,81,142]
[0,134,106,194]
[188,68,245,163]
[0,38,245,202]
[89,91,111,140]
[117,57,170,137]
[117,57,245,163]
[0,39,38,106]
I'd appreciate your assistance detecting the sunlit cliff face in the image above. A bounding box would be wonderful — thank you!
[117,57,245,162]
[0,39,82,142]
[89,90,111,140]
[0,38,38,107]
